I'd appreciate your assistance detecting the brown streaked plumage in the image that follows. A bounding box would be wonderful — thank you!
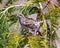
[18,14,42,35]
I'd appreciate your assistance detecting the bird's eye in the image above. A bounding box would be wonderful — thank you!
[20,14,22,16]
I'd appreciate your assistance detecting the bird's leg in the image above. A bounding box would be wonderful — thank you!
[28,28,36,35]
[28,28,33,34]
[34,29,38,35]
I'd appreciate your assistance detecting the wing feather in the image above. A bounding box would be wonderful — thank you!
[23,19,37,29]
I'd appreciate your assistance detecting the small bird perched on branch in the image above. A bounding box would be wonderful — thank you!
[18,14,45,35]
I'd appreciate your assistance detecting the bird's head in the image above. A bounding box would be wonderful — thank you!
[18,14,25,19]
[19,14,25,18]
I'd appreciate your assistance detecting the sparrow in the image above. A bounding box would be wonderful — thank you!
[18,14,44,35]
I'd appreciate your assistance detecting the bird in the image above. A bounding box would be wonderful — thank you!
[18,14,45,35]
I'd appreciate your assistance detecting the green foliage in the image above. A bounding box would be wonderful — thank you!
[20,4,40,16]
[28,35,49,48]
[30,0,46,3]
[0,32,49,48]
[0,0,2,3]
[57,0,60,3]
[6,0,16,6]
[0,13,9,33]
[5,32,21,48]
[0,32,24,48]
[48,7,59,39]
[8,14,18,26]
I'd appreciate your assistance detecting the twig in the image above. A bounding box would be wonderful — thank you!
[0,4,25,14]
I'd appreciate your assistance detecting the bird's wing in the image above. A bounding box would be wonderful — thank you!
[23,19,34,25]
[27,18,37,22]
[23,19,37,29]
